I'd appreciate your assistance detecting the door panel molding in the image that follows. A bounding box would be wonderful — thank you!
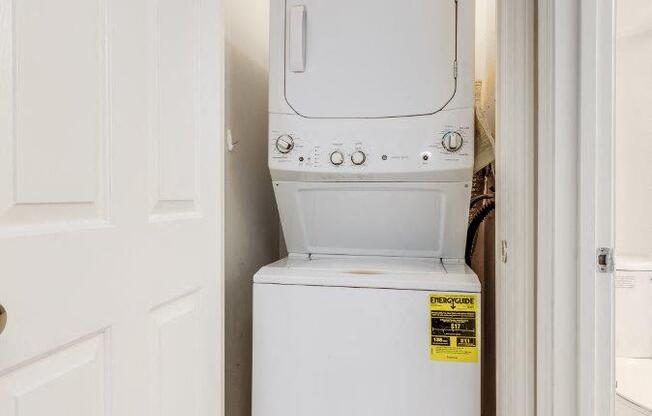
[0,0,111,235]
[0,331,109,416]
[149,290,201,416]
[147,0,202,222]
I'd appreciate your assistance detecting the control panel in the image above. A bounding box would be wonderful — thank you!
[269,108,474,182]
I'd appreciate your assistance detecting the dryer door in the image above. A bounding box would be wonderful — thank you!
[284,0,458,119]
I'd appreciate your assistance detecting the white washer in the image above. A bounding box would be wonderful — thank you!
[255,0,480,413]
[253,256,481,416]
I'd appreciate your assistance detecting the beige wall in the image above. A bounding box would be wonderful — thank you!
[615,0,652,259]
[475,0,496,134]
[225,1,279,415]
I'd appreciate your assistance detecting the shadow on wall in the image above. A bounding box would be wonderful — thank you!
[225,12,280,416]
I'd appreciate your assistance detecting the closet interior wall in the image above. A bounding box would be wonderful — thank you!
[225,1,280,415]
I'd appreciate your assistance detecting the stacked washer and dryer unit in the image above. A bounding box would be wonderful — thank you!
[254,1,480,415]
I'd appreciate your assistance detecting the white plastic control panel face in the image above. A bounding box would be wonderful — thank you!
[269,109,474,182]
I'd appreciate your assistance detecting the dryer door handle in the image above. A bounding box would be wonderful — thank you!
[289,5,307,73]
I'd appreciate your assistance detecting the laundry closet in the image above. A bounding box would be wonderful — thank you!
[225,0,497,415]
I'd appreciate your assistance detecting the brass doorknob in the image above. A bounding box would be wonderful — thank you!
[0,304,6,335]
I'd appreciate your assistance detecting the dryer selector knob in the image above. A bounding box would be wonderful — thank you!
[351,151,367,166]
[442,131,464,153]
[330,151,345,166]
[275,135,295,154]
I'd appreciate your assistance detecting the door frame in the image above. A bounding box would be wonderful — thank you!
[536,0,616,414]
[537,0,583,414]
[578,0,616,414]
[495,0,536,414]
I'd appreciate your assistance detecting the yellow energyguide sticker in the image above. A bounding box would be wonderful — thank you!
[429,293,479,362]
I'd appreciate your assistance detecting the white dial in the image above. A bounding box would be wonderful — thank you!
[275,135,294,154]
[351,150,366,166]
[442,131,464,152]
[330,151,344,166]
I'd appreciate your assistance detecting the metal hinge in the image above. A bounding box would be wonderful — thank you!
[500,240,508,263]
[596,248,614,273]
[226,129,239,152]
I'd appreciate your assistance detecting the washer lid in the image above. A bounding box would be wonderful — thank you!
[273,181,471,260]
[254,255,481,293]
[284,0,458,119]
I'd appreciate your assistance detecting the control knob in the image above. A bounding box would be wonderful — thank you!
[330,151,345,166]
[275,135,295,154]
[351,150,367,166]
[442,131,464,153]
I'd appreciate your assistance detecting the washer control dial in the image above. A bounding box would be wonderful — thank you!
[275,134,295,154]
[330,151,345,166]
[351,150,367,166]
[442,131,464,153]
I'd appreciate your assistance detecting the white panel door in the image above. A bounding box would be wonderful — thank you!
[0,1,223,416]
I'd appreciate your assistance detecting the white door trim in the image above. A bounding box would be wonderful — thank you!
[579,0,616,414]
[537,0,616,414]
[537,0,582,414]
[495,0,536,414]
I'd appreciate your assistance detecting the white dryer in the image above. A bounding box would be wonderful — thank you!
[268,0,476,259]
